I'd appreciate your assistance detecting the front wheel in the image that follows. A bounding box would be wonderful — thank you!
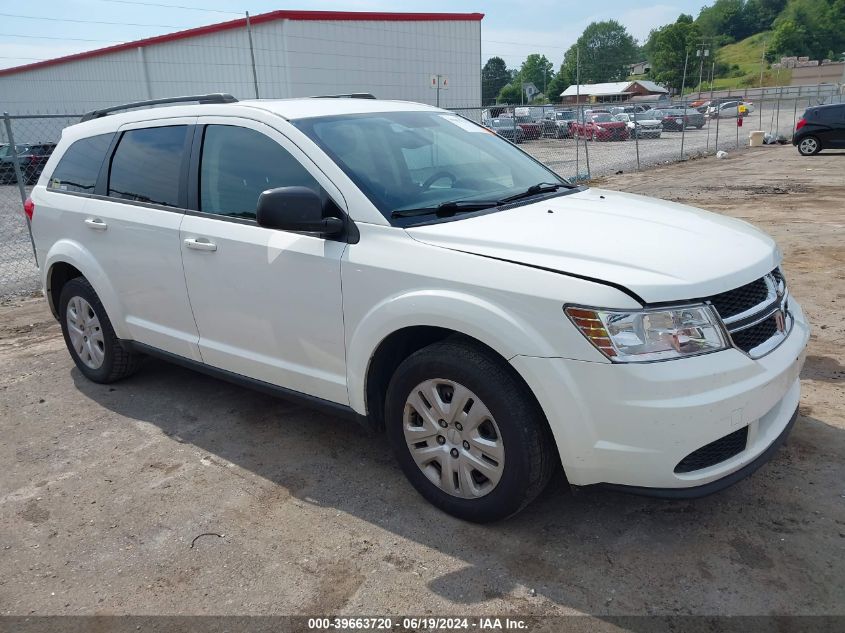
[385,338,556,522]
[59,277,140,383]
[797,136,821,156]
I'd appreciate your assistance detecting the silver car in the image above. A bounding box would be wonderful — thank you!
[614,113,662,139]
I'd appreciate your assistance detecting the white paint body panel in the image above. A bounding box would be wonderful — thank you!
[407,188,781,303]
[30,99,809,492]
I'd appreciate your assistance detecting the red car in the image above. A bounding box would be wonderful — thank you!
[571,113,630,141]
[500,115,542,140]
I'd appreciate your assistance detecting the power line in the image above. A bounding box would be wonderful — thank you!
[0,33,122,43]
[0,12,193,29]
[95,0,241,14]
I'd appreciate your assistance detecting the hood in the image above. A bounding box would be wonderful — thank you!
[405,188,779,304]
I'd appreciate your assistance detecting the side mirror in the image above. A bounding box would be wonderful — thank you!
[256,186,344,235]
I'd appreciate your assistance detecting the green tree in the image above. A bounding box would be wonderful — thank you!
[697,0,752,40]
[769,0,845,59]
[515,54,554,96]
[644,15,700,93]
[481,57,512,105]
[743,0,788,29]
[551,20,639,91]
[769,18,811,56]
[496,83,523,104]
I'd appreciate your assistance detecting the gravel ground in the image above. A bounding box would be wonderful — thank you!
[0,144,843,624]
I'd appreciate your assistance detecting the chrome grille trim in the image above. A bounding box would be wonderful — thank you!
[709,269,791,359]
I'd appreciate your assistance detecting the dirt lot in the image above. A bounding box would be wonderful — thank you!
[0,145,843,624]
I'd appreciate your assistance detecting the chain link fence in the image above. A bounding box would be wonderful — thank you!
[1,88,841,298]
[450,89,842,182]
[1,114,81,299]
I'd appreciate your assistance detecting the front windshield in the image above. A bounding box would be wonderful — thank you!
[592,114,613,122]
[293,111,567,222]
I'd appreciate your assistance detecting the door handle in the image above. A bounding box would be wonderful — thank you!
[183,237,217,252]
[84,217,108,230]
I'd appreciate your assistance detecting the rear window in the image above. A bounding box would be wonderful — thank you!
[108,126,188,207]
[48,133,114,194]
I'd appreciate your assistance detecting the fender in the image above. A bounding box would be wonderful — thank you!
[43,239,130,339]
[345,288,560,415]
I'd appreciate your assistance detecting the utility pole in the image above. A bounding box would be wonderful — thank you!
[695,37,715,99]
[759,40,767,129]
[680,48,690,100]
[245,12,260,99]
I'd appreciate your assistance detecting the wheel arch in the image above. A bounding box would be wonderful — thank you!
[361,324,557,461]
[44,240,128,337]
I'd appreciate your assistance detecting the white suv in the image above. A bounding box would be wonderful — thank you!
[29,94,809,522]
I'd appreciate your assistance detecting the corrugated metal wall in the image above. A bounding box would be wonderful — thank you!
[0,18,481,117]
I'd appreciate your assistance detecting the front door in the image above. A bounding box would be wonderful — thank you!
[179,118,348,404]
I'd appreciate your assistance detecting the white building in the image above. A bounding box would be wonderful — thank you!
[0,10,483,118]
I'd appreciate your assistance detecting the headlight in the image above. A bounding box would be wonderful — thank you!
[596,126,606,131]
[565,305,728,362]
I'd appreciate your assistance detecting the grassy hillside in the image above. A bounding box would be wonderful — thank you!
[687,31,793,94]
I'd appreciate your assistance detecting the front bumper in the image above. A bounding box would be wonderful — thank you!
[511,299,810,490]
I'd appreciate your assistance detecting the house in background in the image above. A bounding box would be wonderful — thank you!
[559,80,668,104]
[628,61,651,76]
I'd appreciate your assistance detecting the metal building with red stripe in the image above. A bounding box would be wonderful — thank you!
[0,10,483,115]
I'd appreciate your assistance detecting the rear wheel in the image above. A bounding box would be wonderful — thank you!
[59,277,140,383]
[797,136,821,156]
[385,338,556,522]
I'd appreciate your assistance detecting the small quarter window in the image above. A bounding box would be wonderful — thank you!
[48,133,114,194]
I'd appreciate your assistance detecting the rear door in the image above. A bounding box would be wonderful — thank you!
[179,117,348,404]
[81,118,201,359]
[822,105,845,147]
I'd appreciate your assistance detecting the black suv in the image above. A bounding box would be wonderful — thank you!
[793,103,845,155]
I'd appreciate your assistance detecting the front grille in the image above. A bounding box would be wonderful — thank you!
[674,426,748,473]
[731,315,778,353]
[705,268,788,358]
[709,276,770,319]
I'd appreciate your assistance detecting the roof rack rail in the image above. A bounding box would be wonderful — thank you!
[311,93,377,99]
[80,93,238,122]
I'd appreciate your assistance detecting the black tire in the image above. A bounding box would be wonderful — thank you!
[385,337,557,522]
[59,277,140,383]
[797,135,822,156]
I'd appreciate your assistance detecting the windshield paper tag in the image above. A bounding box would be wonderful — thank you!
[440,114,486,132]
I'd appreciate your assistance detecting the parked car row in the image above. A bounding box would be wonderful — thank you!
[0,142,57,185]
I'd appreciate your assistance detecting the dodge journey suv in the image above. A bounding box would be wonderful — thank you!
[29,94,809,522]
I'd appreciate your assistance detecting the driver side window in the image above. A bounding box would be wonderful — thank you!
[199,125,321,219]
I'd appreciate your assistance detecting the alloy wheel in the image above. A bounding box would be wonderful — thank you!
[799,137,818,155]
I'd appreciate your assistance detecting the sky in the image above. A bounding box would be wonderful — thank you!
[0,0,713,71]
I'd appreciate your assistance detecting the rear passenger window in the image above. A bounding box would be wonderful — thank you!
[108,126,187,207]
[48,133,114,194]
[199,125,320,219]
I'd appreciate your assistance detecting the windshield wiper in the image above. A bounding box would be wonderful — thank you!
[390,182,572,219]
[498,182,569,204]
[391,199,499,219]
